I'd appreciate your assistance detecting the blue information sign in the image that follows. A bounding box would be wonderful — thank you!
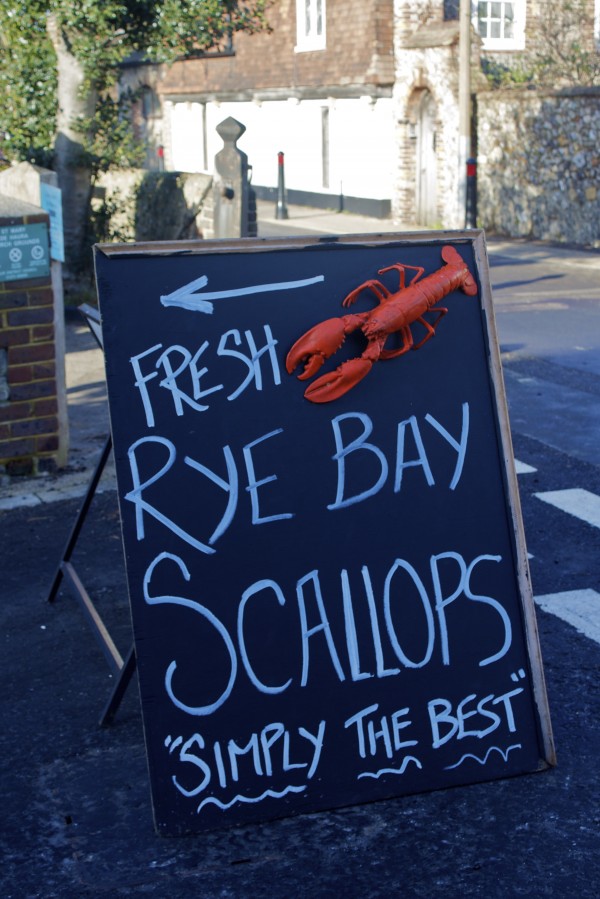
[40,182,65,263]
[0,222,51,282]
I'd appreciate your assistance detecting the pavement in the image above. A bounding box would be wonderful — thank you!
[2,206,600,897]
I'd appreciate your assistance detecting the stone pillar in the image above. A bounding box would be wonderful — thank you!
[213,117,250,239]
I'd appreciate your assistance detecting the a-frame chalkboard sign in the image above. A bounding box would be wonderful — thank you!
[94,231,554,837]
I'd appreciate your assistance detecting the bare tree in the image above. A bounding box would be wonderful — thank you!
[527,0,600,86]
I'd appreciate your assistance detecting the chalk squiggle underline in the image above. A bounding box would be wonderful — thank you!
[358,756,423,780]
[445,743,522,771]
[197,783,306,814]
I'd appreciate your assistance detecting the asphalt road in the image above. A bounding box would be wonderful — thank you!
[1,215,600,897]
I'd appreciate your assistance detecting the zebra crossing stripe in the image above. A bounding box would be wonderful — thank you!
[534,589,600,646]
[513,460,536,557]
[534,488,600,530]
[514,459,537,475]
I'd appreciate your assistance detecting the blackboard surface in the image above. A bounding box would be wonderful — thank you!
[95,231,554,836]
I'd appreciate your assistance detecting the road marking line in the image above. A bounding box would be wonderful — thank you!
[514,459,537,474]
[535,488,600,529]
[535,589,600,646]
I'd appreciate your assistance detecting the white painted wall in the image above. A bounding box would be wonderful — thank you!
[169,102,206,173]
[166,97,395,202]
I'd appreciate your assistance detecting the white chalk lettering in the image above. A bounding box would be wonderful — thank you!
[130,342,223,427]
[341,569,373,682]
[242,428,294,525]
[130,343,162,428]
[430,552,511,666]
[383,558,435,668]
[425,402,470,490]
[128,325,281,425]
[228,733,263,781]
[157,343,223,417]
[361,566,401,678]
[328,403,470,510]
[169,733,211,797]
[143,552,513,717]
[166,720,326,802]
[126,429,294,554]
[428,686,524,749]
[300,720,327,778]
[126,436,238,554]
[184,445,238,546]
[237,579,292,694]
[328,412,388,510]
[296,570,346,686]
[345,703,418,759]
[217,325,281,401]
[260,723,285,776]
[395,416,435,491]
[464,554,513,666]
[144,552,237,716]
[160,273,325,313]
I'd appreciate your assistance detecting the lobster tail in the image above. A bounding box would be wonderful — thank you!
[441,245,478,296]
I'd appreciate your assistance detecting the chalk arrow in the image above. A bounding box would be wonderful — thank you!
[160,274,325,314]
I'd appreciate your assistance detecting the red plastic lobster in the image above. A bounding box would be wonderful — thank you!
[286,245,478,403]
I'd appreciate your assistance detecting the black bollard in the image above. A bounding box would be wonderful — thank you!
[275,151,289,220]
[466,157,477,229]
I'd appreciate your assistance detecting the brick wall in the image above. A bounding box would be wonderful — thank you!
[159,0,395,99]
[0,213,59,476]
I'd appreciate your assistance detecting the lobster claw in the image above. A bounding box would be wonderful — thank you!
[286,318,348,381]
[304,358,373,404]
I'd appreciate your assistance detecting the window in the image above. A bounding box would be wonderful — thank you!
[295,0,326,52]
[475,1,526,51]
[595,0,600,48]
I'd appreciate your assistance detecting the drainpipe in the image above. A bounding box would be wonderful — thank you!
[458,0,472,228]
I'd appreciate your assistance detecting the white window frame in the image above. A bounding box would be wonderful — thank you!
[474,0,526,52]
[595,0,600,48]
[295,0,326,52]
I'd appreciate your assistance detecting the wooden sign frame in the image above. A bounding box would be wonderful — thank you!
[95,230,554,836]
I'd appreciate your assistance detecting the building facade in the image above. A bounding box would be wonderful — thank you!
[122,0,600,236]
[128,0,396,218]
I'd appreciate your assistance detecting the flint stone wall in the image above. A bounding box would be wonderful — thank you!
[476,87,600,248]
